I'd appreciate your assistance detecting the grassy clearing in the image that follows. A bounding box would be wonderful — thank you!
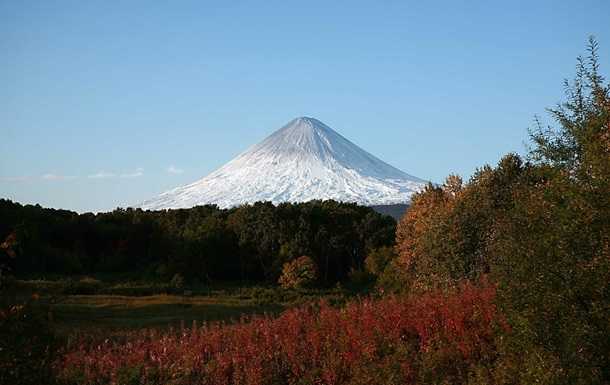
[10,276,351,338]
[51,294,283,336]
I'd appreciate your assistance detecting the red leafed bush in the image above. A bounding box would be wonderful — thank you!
[56,278,505,385]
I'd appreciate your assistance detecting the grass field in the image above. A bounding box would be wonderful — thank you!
[50,294,284,336]
[9,276,349,338]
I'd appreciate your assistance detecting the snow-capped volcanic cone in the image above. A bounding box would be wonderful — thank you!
[139,117,428,209]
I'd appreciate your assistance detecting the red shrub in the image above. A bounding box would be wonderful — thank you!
[56,278,505,385]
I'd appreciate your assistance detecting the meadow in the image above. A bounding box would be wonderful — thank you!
[10,277,351,336]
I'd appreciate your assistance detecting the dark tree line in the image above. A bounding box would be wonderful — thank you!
[0,199,395,284]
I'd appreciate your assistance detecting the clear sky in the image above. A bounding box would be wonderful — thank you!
[1,1,609,212]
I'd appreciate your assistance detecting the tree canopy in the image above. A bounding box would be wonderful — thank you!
[0,199,395,285]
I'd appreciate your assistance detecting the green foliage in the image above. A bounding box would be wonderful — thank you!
[364,246,396,277]
[0,200,395,286]
[530,37,610,181]
[346,267,375,292]
[248,286,303,305]
[392,38,610,384]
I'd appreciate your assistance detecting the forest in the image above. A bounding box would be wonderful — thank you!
[0,199,395,284]
[1,39,609,385]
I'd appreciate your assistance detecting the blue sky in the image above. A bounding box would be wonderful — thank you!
[1,1,609,212]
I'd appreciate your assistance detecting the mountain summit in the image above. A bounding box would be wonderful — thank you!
[139,117,428,209]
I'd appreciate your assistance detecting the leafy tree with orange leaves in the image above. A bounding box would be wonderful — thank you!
[392,38,610,384]
[278,255,318,289]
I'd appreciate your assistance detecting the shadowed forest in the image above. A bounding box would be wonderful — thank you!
[0,199,395,284]
[1,39,609,385]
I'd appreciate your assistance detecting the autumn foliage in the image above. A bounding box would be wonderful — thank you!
[278,256,318,289]
[385,38,610,384]
[56,279,503,385]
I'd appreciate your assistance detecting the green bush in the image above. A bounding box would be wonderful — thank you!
[345,268,375,293]
[249,286,304,305]
[365,246,396,277]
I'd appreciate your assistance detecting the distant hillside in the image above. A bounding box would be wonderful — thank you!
[370,203,409,220]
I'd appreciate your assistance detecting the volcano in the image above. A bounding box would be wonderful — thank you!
[139,117,428,209]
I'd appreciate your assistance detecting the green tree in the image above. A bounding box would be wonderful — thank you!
[489,37,610,384]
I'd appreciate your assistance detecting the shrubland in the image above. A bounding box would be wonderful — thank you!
[55,279,503,385]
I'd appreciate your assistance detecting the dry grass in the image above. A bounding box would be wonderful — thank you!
[50,294,283,337]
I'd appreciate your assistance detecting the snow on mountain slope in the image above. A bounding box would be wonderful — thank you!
[138,117,428,210]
